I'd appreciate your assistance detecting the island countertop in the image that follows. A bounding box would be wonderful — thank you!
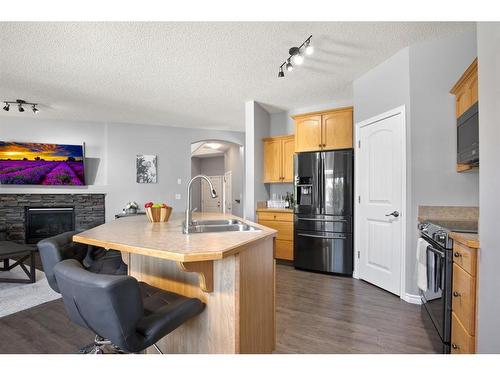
[73,212,277,262]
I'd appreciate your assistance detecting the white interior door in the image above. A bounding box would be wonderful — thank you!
[356,107,405,296]
[201,176,223,212]
[223,171,232,214]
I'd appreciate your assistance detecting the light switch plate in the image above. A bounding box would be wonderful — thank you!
[175,194,181,200]
[177,178,181,185]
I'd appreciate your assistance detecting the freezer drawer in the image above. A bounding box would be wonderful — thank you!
[294,231,353,275]
[294,215,352,233]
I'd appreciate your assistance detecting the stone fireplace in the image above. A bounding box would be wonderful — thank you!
[0,194,105,243]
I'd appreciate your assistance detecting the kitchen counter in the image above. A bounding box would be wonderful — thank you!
[72,212,276,354]
[74,212,276,262]
[449,232,480,249]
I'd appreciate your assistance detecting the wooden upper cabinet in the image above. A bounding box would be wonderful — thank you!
[294,107,353,153]
[263,135,295,183]
[263,138,282,183]
[295,115,322,152]
[282,136,295,182]
[322,109,353,151]
[451,58,478,118]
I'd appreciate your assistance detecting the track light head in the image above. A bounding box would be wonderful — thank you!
[305,43,314,55]
[32,105,38,114]
[18,103,24,112]
[278,68,285,78]
[289,46,304,65]
[3,103,9,111]
[286,60,293,72]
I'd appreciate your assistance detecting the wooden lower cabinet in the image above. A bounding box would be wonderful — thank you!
[450,234,479,354]
[256,210,294,261]
[451,312,475,354]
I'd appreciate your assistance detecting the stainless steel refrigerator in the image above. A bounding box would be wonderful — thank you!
[293,149,353,275]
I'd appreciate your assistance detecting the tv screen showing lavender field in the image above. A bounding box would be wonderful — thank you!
[0,141,85,185]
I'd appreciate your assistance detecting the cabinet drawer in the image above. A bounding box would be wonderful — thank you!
[275,239,293,261]
[258,220,293,241]
[452,263,476,335]
[451,312,475,354]
[257,211,293,222]
[453,242,477,276]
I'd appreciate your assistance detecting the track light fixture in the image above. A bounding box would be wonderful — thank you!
[2,99,39,114]
[277,35,313,78]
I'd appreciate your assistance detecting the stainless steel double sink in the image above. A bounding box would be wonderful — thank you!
[183,219,261,234]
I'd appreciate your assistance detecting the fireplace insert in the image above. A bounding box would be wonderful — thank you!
[25,207,75,244]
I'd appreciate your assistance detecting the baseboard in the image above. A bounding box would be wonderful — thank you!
[402,293,422,305]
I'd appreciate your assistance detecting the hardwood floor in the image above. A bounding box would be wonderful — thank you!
[275,265,437,353]
[0,264,438,354]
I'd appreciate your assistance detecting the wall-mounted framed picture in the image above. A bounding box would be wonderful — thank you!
[136,154,157,183]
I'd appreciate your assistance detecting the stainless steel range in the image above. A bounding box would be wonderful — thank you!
[418,219,477,354]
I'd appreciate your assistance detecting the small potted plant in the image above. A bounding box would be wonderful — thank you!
[125,201,139,214]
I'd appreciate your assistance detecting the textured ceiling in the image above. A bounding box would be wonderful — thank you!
[0,22,475,130]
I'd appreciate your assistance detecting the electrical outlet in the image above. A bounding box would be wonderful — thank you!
[177,178,181,185]
[175,194,181,200]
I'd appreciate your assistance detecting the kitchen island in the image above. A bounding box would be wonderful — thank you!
[73,212,277,354]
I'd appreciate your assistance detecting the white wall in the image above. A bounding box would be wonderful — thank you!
[0,117,244,222]
[353,30,479,297]
[224,144,243,217]
[244,101,270,219]
[353,47,413,293]
[476,22,500,354]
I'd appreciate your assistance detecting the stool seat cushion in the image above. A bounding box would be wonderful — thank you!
[137,282,205,348]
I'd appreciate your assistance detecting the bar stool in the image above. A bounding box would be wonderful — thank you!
[53,259,205,354]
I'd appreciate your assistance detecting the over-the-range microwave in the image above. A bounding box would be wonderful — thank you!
[457,101,479,165]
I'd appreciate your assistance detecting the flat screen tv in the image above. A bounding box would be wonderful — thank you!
[0,141,85,185]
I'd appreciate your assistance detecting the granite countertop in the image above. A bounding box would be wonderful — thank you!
[73,212,277,262]
[449,232,480,249]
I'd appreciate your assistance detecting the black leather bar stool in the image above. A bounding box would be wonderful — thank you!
[37,231,127,293]
[53,259,205,354]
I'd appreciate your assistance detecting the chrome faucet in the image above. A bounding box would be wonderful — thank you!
[183,175,217,233]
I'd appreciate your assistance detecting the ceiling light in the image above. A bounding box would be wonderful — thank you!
[289,46,304,65]
[277,35,312,78]
[292,53,304,65]
[305,39,314,55]
[2,99,39,114]
[205,143,222,150]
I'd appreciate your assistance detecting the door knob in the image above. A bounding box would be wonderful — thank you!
[385,211,400,218]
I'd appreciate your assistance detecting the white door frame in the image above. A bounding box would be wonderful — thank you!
[354,105,407,300]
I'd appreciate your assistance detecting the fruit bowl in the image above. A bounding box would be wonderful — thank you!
[144,202,172,223]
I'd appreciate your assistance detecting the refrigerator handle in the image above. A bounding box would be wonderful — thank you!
[319,152,324,214]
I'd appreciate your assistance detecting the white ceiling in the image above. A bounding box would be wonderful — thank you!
[0,22,474,131]
[191,141,230,158]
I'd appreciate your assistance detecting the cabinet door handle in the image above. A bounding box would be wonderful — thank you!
[452,344,460,350]
[453,291,461,297]
[454,252,462,258]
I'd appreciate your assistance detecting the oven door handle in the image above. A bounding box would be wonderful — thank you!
[426,245,445,258]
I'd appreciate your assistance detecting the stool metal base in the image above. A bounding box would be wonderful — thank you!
[78,335,163,354]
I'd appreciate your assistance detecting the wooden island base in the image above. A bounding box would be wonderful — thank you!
[123,236,275,354]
